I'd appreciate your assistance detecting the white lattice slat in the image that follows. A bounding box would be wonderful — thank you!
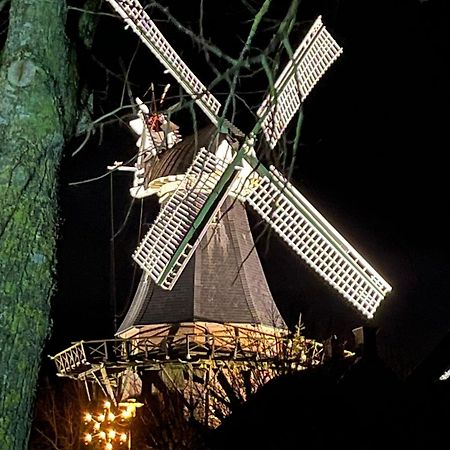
[132,147,229,289]
[106,0,221,125]
[245,166,391,318]
[257,16,343,148]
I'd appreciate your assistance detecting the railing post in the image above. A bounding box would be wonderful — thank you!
[186,334,191,360]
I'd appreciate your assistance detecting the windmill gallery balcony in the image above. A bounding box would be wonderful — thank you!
[50,323,335,381]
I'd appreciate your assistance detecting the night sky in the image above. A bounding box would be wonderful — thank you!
[49,0,449,378]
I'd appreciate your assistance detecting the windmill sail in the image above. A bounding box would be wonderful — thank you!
[257,16,343,149]
[133,147,241,289]
[244,164,391,319]
[106,0,221,125]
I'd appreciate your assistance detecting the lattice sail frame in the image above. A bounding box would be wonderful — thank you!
[105,0,392,317]
[106,0,221,125]
[257,16,343,149]
[132,147,239,289]
[242,163,391,319]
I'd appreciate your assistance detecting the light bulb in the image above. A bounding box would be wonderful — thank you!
[107,412,115,422]
[108,429,116,439]
[121,409,131,419]
[120,433,127,442]
[106,443,113,450]
[84,413,92,423]
[99,431,106,440]
[98,413,105,422]
[94,422,101,430]
[104,400,111,409]
[84,433,92,443]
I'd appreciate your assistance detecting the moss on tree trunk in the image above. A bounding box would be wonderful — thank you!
[0,0,78,448]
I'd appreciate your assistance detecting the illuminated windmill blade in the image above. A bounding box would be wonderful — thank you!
[244,164,392,319]
[257,16,343,149]
[133,147,243,289]
[105,0,221,125]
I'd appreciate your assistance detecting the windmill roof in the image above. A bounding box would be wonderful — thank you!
[143,124,222,182]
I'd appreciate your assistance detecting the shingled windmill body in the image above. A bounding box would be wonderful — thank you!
[108,112,291,430]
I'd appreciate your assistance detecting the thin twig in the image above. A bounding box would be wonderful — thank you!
[71,104,136,156]
[67,6,117,18]
[147,0,239,66]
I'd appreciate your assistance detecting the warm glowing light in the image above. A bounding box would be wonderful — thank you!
[121,409,132,419]
[82,399,139,448]
[108,429,116,439]
[119,399,144,419]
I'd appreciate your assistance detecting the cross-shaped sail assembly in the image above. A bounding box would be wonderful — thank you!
[106,0,392,318]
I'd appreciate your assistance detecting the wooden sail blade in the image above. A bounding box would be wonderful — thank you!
[257,16,342,149]
[245,164,391,318]
[133,147,242,289]
[105,0,221,125]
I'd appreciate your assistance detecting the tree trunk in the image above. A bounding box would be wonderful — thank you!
[0,0,78,448]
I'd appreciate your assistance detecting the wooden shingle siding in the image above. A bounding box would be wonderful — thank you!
[118,200,285,334]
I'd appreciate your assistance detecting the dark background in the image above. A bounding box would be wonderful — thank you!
[50,0,449,379]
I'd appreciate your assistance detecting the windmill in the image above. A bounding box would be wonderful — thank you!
[50,2,389,430]
[105,0,391,321]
